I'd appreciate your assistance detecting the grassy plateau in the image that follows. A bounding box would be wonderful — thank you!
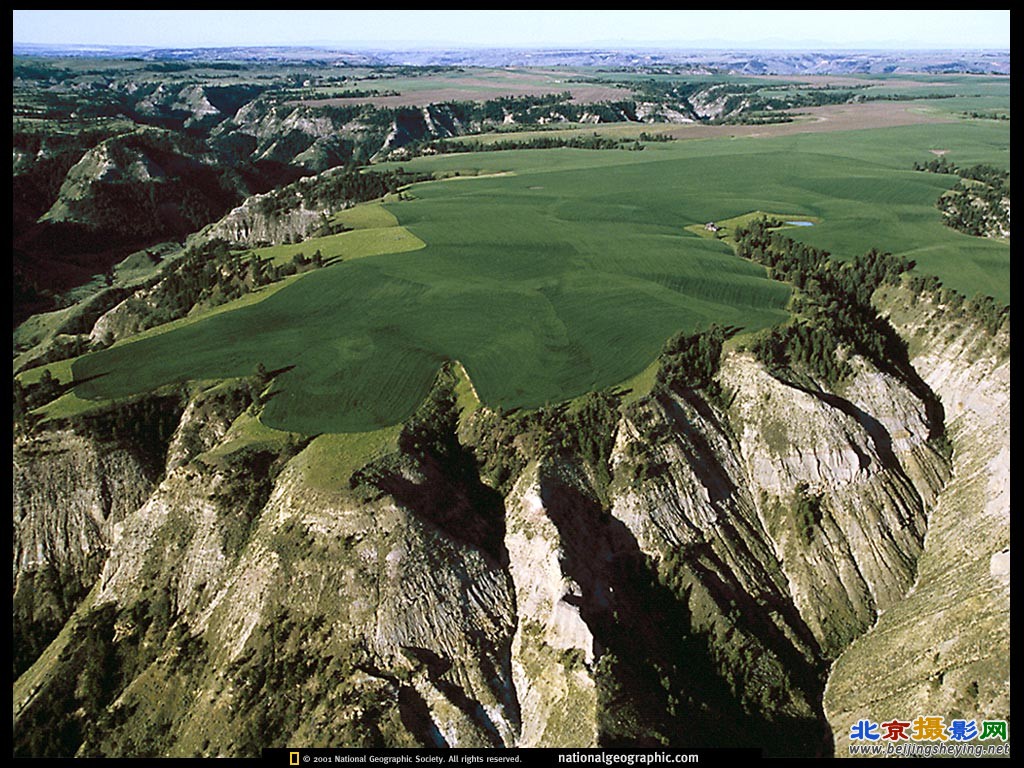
[69,119,1009,434]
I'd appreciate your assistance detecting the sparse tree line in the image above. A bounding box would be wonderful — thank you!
[855,92,957,102]
[734,218,916,387]
[628,79,867,125]
[733,216,1008,387]
[277,87,401,101]
[407,131,674,159]
[960,111,1009,121]
[142,237,326,317]
[902,273,1009,337]
[253,167,431,219]
[417,134,645,155]
[434,92,639,126]
[913,158,1010,239]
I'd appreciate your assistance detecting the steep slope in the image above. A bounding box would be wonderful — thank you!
[823,285,1010,752]
[13,427,158,678]
[598,346,948,753]
[14,283,995,757]
[39,128,243,237]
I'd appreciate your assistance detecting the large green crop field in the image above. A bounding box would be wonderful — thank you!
[70,119,1009,434]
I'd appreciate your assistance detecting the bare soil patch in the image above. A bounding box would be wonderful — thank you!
[756,74,965,89]
[296,72,626,109]
[659,101,957,141]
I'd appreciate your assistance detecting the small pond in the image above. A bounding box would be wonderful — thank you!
[786,220,814,227]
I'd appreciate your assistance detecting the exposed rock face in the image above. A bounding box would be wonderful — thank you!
[32,128,242,250]
[214,100,381,172]
[375,105,475,159]
[601,346,948,755]
[687,85,748,121]
[40,131,205,226]
[720,353,943,655]
[504,463,600,747]
[823,286,1010,753]
[200,182,332,248]
[12,424,162,677]
[117,81,264,131]
[11,285,1007,757]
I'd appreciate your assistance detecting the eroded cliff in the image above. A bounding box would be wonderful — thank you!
[11,283,1007,757]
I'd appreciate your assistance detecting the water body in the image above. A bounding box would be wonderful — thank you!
[786,220,814,226]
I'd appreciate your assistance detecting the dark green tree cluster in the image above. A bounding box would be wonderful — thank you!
[560,391,622,492]
[719,112,795,126]
[13,59,73,81]
[914,159,1010,238]
[211,446,287,558]
[630,79,707,103]
[485,392,622,496]
[13,369,63,428]
[282,249,324,273]
[478,91,578,122]
[912,155,959,174]
[14,598,204,758]
[14,604,119,757]
[156,239,273,315]
[904,273,1009,336]
[748,322,852,387]
[75,393,184,472]
[631,80,860,125]
[132,237,327,333]
[12,559,103,679]
[254,167,431,218]
[456,386,623,500]
[637,131,676,142]
[458,406,529,494]
[616,406,675,488]
[280,86,400,100]
[960,111,1010,121]
[861,92,955,102]
[957,164,1011,188]
[420,133,634,155]
[397,364,462,464]
[938,183,1009,237]
[753,87,857,110]
[735,218,915,387]
[652,325,727,397]
[226,615,408,751]
[405,93,639,128]
[791,481,823,545]
[938,167,1010,239]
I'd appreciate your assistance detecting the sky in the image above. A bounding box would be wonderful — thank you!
[11,9,1011,51]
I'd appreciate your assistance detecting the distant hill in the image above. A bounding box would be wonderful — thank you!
[13,43,1010,74]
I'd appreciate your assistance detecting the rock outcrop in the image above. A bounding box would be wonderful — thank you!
[823,285,1010,753]
[11,283,1007,757]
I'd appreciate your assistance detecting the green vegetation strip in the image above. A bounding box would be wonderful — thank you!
[71,122,1008,434]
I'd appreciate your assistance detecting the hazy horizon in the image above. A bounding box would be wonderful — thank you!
[12,10,1011,52]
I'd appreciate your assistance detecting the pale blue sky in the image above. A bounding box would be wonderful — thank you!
[12,9,1011,50]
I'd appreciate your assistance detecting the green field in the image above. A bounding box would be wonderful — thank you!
[70,120,1009,434]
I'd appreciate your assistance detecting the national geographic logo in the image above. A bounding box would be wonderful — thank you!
[265,749,761,766]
